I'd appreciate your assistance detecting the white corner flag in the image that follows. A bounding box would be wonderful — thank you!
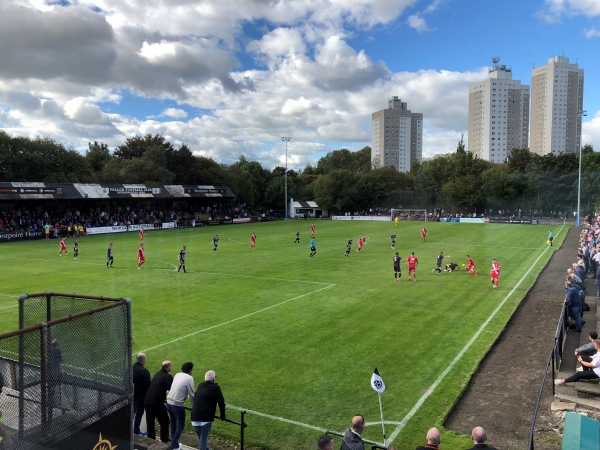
[371,367,385,394]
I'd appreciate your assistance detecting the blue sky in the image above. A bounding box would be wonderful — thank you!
[0,0,598,170]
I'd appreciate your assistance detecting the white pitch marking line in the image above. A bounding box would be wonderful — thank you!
[387,224,565,444]
[0,304,19,311]
[227,404,401,435]
[139,283,336,353]
[193,271,332,285]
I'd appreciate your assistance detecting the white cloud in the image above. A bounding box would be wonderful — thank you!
[583,111,600,150]
[161,108,188,119]
[540,0,600,20]
[584,27,600,38]
[407,14,429,32]
[0,0,597,173]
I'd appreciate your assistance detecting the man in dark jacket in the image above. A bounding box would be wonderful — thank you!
[132,352,151,436]
[468,426,498,449]
[145,361,173,442]
[340,415,365,450]
[565,280,583,332]
[191,370,226,450]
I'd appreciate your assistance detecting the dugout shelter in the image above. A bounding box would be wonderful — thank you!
[0,292,132,449]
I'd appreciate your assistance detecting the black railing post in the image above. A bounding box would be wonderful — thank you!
[240,410,246,450]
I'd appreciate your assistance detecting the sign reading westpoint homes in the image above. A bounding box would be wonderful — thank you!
[185,187,227,195]
[0,230,44,241]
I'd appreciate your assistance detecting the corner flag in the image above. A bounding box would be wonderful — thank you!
[371,367,385,394]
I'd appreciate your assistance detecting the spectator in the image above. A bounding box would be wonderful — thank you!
[145,361,173,443]
[317,434,334,450]
[132,352,151,437]
[415,427,441,449]
[575,332,599,360]
[469,427,498,450]
[191,370,226,450]
[340,415,365,450]
[556,339,600,384]
[167,362,195,450]
[564,280,583,332]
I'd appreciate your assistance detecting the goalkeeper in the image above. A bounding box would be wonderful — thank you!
[444,261,460,272]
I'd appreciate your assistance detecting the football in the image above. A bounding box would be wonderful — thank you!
[462,263,466,267]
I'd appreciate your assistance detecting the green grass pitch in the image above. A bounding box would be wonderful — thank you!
[0,220,565,449]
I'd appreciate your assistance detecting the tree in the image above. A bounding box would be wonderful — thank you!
[316,147,371,174]
[357,167,414,210]
[443,174,485,212]
[313,169,360,213]
[231,156,271,207]
[165,144,203,184]
[507,148,533,173]
[86,141,112,173]
[99,157,173,184]
[114,134,173,159]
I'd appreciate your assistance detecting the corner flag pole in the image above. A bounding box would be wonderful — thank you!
[378,392,386,444]
[370,367,386,445]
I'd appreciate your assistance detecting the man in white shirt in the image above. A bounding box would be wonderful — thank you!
[166,362,195,450]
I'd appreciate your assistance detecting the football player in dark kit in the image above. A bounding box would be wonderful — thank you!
[393,252,402,282]
[344,238,353,256]
[433,251,449,275]
[107,243,114,268]
[178,245,187,272]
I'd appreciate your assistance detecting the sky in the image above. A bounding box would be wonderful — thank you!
[0,0,599,171]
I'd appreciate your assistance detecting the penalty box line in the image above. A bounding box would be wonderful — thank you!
[387,224,565,445]
[139,283,336,353]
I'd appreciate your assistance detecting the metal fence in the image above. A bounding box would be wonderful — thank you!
[527,303,568,449]
[0,292,132,449]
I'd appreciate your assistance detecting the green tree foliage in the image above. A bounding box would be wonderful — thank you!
[99,157,174,184]
[230,156,272,207]
[316,147,371,174]
[0,132,92,182]
[313,169,360,213]
[114,133,173,160]
[357,167,415,210]
[165,144,203,184]
[264,167,297,211]
[194,156,228,186]
[86,141,112,173]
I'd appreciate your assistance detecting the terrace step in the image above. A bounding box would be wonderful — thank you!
[554,388,600,412]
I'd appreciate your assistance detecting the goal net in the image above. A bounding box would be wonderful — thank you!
[390,209,428,221]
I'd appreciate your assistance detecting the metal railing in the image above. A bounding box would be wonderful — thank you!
[527,303,568,449]
[184,406,247,449]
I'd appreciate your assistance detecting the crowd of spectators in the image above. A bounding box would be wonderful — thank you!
[0,201,254,235]
[319,417,498,449]
[555,215,600,385]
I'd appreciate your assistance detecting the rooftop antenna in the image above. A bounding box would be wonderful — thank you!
[490,57,500,73]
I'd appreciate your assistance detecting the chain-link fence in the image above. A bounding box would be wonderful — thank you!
[0,292,132,449]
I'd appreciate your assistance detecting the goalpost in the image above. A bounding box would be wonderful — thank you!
[390,209,429,221]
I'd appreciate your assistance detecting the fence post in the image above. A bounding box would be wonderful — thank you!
[241,410,246,450]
